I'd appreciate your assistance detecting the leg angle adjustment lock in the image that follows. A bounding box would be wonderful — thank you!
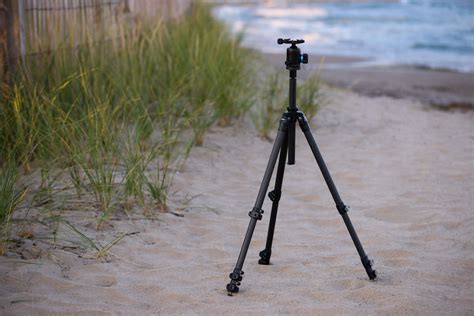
[227,269,244,294]
[337,203,351,215]
[248,207,264,220]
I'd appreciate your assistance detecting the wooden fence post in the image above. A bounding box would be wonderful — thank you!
[1,0,20,89]
[1,0,8,87]
[17,0,24,56]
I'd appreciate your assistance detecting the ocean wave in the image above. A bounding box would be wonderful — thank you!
[412,43,474,54]
[213,1,474,73]
[255,7,327,18]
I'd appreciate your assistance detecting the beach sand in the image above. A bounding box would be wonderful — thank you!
[1,77,473,315]
[267,53,474,106]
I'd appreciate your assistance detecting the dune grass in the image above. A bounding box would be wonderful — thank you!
[253,71,325,140]
[0,2,254,237]
[252,72,286,140]
[297,73,325,120]
[0,163,28,255]
[0,2,325,254]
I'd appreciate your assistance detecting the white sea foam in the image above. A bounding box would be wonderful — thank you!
[213,0,474,72]
[255,7,327,18]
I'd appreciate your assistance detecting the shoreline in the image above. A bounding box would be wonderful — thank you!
[266,52,474,107]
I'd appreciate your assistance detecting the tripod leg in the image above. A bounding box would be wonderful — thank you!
[226,115,290,295]
[297,113,377,280]
[287,115,296,165]
[258,136,288,265]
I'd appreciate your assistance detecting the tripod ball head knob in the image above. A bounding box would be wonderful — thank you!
[300,53,308,64]
[277,38,305,45]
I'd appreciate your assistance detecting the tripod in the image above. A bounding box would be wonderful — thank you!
[226,38,377,295]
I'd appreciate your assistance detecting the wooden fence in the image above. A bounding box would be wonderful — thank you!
[0,0,192,86]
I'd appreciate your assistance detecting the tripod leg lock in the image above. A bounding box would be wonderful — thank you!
[248,207,264,220]
[227,269,244,295]
[229,268,244,282]
[336,203,350,215]
[268,189,282,202]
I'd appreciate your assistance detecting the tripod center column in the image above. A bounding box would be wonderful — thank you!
[288,69,297,111]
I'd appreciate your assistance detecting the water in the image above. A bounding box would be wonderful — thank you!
[213,0,474,72]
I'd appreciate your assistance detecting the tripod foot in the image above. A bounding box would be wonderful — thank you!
[226,269,244,295]
[258,249,271,265]
[362,256,377,280]
[226,281,239,295]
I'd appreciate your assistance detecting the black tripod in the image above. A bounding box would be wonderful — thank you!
[226,38,377,295]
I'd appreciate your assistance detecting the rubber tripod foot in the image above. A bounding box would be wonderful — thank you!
[362,256,377,280]
[258,249,271,265]
[227,269,244,295]
[226,282,239,295]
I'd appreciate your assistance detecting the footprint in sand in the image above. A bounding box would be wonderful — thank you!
[69,265,117,288]
[94,275,117,288]
[329,278,367,291]
[376,249,416,268]
[367,206,413,223]
[377,249,414,258]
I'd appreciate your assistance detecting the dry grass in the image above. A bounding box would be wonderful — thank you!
[0,2,255,252]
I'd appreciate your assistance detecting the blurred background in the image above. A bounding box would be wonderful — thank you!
[211,0,474,72]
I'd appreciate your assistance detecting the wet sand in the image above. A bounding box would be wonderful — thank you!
[267,52,474,106]
[1,84,473,314]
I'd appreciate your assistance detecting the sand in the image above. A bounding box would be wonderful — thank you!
[1,86,473,315]
[267,53,474,106]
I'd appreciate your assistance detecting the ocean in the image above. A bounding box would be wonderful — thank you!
[213,0,474,72]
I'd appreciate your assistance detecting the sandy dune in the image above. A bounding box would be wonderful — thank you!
[0,87,473,315]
